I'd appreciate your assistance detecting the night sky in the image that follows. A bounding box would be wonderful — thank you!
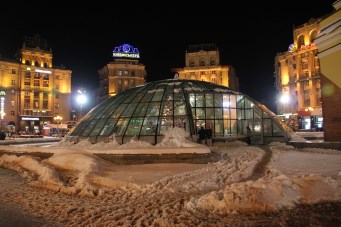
[0,1,336,112]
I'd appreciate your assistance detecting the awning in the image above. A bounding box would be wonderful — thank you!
[8,121,15,126]
[298,110,311,116]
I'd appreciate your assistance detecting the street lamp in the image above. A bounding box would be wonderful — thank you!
[54,115,63,137]
[0,111,5,131]
[76,88,87,121]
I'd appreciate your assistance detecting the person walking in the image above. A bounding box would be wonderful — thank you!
[246,125,252,145]
[198,127,206,144]
[206,128,212,146]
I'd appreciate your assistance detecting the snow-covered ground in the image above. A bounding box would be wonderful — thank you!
[0,129,340,226]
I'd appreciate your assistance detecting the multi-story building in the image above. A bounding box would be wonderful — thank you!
[314,0,341,141]
[171,43,239,91]
[0,34,72,134]
[97,44,146,104]
[275,20,322,131]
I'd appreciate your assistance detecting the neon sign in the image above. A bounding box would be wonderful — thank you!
[113,44,140,59]
[300,43,315,50]
[35,69,52,74]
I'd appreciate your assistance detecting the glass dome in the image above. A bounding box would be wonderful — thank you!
[67,79,291,145]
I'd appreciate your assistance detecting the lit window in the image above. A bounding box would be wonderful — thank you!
[11,101,14,107]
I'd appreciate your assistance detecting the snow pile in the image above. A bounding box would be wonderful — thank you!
[289,132,307,142]
[188,171,339,213]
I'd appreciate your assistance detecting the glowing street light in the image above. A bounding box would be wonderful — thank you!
[76,88,87,121]
[280,94,290,103]
[54,115,63,137]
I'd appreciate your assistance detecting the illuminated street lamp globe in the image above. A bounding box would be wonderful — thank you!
[76,88,87,120]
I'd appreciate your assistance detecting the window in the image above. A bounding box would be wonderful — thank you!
[55,94,59,99]
[25,91,30,96]
[11,69,16,74]
[43,92,48,99]
[11,80,15,85]
[117,70,122,76]
[34,61,39,67]
[11,101,14,107]
[56,85,59,90]
[43,62,48,68]
[25,72,31,78]
[55,103,59,109]
[124,70,129,75]
[34,101,39,108]
[34,80,40,86]
[25,60,30,65]
[11,111,15,116]
[43,81,49,87]
[24,81,30,86]
[131,71,135,76]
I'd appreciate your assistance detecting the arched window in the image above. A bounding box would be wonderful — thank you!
[34,61,39,67]
[199,58,205,66]
[210,58,216,65]
[309,29,319,43]
[297,35,305,49]
[43,62,48,68]
[25,60,30,65]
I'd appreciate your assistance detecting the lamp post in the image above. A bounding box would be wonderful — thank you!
[54,115,62,137]
[0,111,5,132]
[76,88,87,121]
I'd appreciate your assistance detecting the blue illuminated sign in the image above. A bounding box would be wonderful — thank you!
[113,44,140,58]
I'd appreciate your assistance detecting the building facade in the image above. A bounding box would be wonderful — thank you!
[314,0,341,142]
[97,44,146,104]
[0,35,72,134]
[171,43,239,91]
[275,20,323,131]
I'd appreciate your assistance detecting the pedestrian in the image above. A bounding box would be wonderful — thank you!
[198,127,206,144]
[206,128,212,146]
[246,125,252,145]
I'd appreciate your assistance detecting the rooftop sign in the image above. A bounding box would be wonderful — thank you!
[113,44,140,59]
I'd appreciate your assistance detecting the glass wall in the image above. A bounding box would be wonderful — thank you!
[68,80,290,144]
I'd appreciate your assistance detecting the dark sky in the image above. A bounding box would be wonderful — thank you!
[0,1,336,112]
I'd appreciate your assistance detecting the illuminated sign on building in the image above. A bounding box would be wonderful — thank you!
[35,69,52,74]
[113,44,140,59]
[22,117,40,121]
[0,91,6,96]
[288,43,297,53]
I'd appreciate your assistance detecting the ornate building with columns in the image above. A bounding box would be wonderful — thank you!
[0,34,72,134]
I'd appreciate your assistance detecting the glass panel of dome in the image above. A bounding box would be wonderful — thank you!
[215,108,223,119]
[89,119,107,136]
[237,95,244,108]
[112,118,128,136]
[151,90,164,102]
[174,102,186,115]
[141,91,153,102]
[206,120,214,129]
[214,94,222,107]
[196,94,204,107]
[224,120,231,135]
[254,106,262,118]
[245,98,253,108]
[230,108,237,119]
[245,109,253,119]
[223,94,230,107]
[229,95,236,108]
[112,104,127,118]
[231,120,237,134]
[141,117,158,135]
[161,101,173,116]
[205,94,213,107]
[237,109,245,119]
[173,92,184,100]
[223,108,230,119]
[195,120,205,129]
[206,108,214,119]
[263,119,272,136]
[121,103,137,117]
[80,120,97,137]
[99,119,117,136]
[273,122,284,136]
[160,117,173,134]
[70,121,88,136]
[146,102,160,116]
[214,120,223,135]
[189,94,195,107]
[196,108,205,118]
[164,92,173,101]
[133,103,149,116]
[125,118,143,135]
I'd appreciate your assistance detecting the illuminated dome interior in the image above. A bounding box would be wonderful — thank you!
[67,79,291,145]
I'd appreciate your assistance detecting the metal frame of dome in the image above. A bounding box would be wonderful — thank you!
[67,79,291,145]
